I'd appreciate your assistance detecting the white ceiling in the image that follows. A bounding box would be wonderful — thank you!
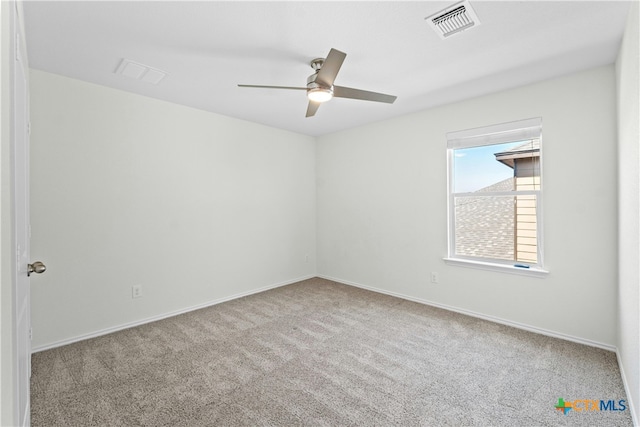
[24,1,631,137]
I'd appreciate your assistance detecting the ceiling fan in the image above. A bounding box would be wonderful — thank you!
[238,48,397,117]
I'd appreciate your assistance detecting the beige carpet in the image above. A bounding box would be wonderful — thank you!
[31,277,632,426]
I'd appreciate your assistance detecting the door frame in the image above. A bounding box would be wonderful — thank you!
[1,0,31,425]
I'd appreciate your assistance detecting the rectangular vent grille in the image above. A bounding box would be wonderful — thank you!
[115,59,168,85]
[426,0,480,39]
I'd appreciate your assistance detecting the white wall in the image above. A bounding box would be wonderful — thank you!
[616,1,639,423]
[29,70,316,350]
[317,65,619,347]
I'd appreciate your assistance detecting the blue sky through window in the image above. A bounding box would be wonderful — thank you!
[453,141,523,193]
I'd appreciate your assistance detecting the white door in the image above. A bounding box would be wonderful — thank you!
[13,2,39,425]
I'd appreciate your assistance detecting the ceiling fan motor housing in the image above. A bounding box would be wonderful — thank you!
[306,71,334,103]
[307,72,331,91]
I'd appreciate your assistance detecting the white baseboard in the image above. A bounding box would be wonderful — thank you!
[34,272,635,423]
[616,350,639,426]
[31,274,315,353]
[37,273,617,354]
[325,274,637,422]
[318,274,617,352]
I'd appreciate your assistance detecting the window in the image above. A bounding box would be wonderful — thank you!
[445,118,546,274]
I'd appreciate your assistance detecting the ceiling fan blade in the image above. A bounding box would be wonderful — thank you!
[333,85,397,104]
[315,48,346,87]
[306,101,321,117]
[238,84,307,90]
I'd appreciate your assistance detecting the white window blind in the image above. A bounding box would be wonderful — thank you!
[447,117,542,149]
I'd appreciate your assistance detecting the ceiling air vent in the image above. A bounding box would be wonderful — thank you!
[115,59,168,85]
[425,0,480,39]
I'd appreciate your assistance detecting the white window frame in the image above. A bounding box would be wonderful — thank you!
[444,117,548,277]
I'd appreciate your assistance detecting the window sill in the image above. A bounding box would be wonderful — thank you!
[443,258,549,278]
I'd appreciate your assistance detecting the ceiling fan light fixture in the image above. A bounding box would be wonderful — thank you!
[307,87,333,103]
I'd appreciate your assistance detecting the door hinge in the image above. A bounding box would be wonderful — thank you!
[15,33,21,62]
[29,328,33,341]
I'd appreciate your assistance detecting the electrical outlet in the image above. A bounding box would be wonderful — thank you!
[132,285,143,299]
[430,272,439,284]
